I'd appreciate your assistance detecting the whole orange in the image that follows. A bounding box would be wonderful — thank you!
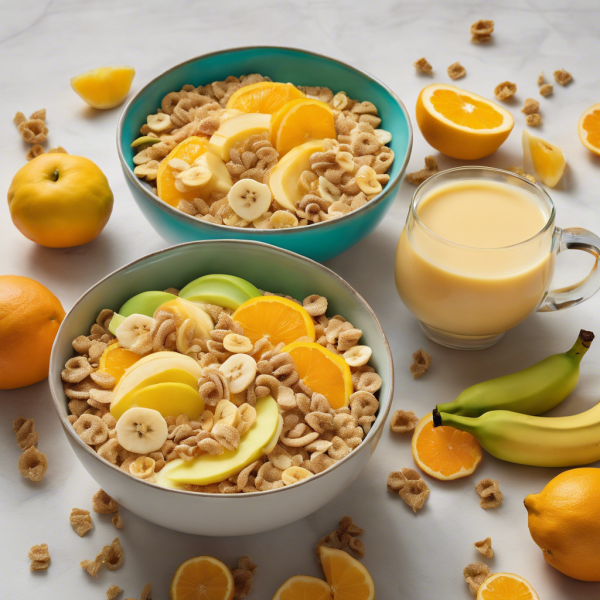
[7,153,113,248]
[0,275,65,389]
[525,468,600,582]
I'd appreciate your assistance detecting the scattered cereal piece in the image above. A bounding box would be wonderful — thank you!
[316,516,366,561]
[406,156,438,185]
[26,144,45,161]
[526,113,542,127]
[80,558,102,578]
[447,62,466,80]
[539,84,553,97]
[17,119,48,144]
[30,108,46,121]
[28,543,50,571]
[107,586,122,600]
[494,81,517,101]
[18,446,47,482]
[470,19,494,43]
[93,489,119,514]
[12,417,39,450]
[476,478,503,509]
[231,556,257,600]
[410,349,431,379]
[474,537,494,558]
[413,57,433,75]
[521,98,540,115]
[463,562,491,597]
[100,537,124,571]
[140,582,152,600]
[387,468,430,513]
[537,72,545,86]
[14,111,26,126]
[48,146,68,154]
[70,508,93,537]
[390,409,419,433]
[554,69,573,86]
[112,512,123,529]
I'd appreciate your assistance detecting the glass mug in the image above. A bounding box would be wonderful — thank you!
[395,167,600,350]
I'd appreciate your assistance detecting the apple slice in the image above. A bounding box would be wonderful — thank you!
[157,395,279,486]
[268,139,325,211]
[179,274,262,310]
[128,381,204,419]
[208,113,271,161]
[119,291,178,317]
[157,297,214,339]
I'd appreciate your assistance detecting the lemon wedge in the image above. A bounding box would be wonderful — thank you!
[522,130,566,188]
[71,66,135,109]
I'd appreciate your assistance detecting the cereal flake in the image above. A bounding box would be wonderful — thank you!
[410,348,432,379]
[387,468,430,513]
[447,62,466,80]
[414,57,433,75]
[80,558,102,578]
[112,512,123,529]
[231,555,257,600]
[521,98,540,115]
[463,562,491,597]
[28,543,50,571]
[554,69,573,86]
[470,19,494,43]
[539,83,553,97]
[406,156,438,185]
[316,516,365,561]
[474,537,494,558]
[476,478,503,509]
[494,81,517,101]
[93,489,119,514]
[13,417,39,450]
[18,446,47,482]
[70,508,93,537]
[526,113,542,127]
[100,537,124,571]
[390,409,419,433]
[106,586,122,600]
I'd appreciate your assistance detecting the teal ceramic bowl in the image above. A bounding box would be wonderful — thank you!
[117,46,412,262]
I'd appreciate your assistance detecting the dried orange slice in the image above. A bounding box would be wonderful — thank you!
[226,82,305,114]
[579,103,600,156]
[272,575,332,600]
[98,342,140,384]
[170,555,234,600]
[271,99,336,156]
[476,573,539,600]
[319,547,375,600]
[232,296,315,347]
[156,136,209,207]
[283,342,352,410]
[71,66,135,109]
[411,413,482,480]
[416,83,514,160]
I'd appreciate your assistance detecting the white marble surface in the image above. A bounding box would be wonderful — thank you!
[2,0,600,598]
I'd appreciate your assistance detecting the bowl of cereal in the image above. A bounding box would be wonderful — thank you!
[117,46,412,262]
[49,240,393,535]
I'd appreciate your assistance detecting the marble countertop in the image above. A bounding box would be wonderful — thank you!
[2,0,600,598]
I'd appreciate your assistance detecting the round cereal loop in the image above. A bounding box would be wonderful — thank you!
[101,538,124,571]
[62,356,93,384]
[255,462,284,491]
[390,409,418,434]
[349,391,379,418]
[328,436,351,460]
[305,411,334,434]
[351,132,382,157]
[302,294,328,317]
[308,452,337,474]
[161,91,189,115]
[97,438,122,464]
[73,414,109,446]
[18,446,47,482]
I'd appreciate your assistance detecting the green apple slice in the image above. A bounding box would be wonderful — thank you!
[157,395,279,486]
[119,291,178,318]
[108,313,126,336]
[179,274,262,310]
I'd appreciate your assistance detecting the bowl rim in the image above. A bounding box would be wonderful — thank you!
[116,45,413,235]
[49,239,394,499]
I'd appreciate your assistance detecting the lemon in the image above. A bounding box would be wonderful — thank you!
[71,66,135,109]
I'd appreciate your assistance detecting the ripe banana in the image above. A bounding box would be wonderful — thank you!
[116,407,168,454]
[228,179,271,221]
[219,353,257,394]
[434,399,600,468]
[116,314,155,349]
[437,330,594,418]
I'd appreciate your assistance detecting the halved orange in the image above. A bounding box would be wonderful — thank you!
[578,103,600,156]
[170,555,234,600]
[272,575,332,600]
[416,84,514,160]
[411,413,482,480]
[157,136,209,207]
[271,99,336,156]
[98,342,140,384]
[477,573,539,600]
[319,547,375,600]
[283,342,352,410]
[226,82,305,114]
[71,65,135,109]
[232,296,315,347]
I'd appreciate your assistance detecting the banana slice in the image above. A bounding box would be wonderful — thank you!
[116,314,156,349]
[282,466,312,485]
[193,152,232,195]
[116,407,168,454]
[147,113,172,132]
[355,165,382,195]
[336,151,355,173]
[223,333,253,354]
[318,176,342,203]
[343,345,372,367]
[227,179,272,221]
[176,165,212,189]
[374,129,392,145]
[219,354,257,394]
[214,399,241,428]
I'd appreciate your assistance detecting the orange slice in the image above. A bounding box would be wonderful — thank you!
[156,136,209,207]
[477,573,540,600]
[70,66,135,109]
[272,575,332,600]
[98,343,141,384]
[319,547,375,600]
[522,130,566,188]
[170,555,234,600]
[579,103,600,156]
[283,342,352,410]
[226,82,305,114]
[271,99,336,156]
[416,83,514,160]
[411,413,482,480]
[232,296,315,347]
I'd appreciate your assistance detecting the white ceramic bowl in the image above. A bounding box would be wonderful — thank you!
[49,241,393,536]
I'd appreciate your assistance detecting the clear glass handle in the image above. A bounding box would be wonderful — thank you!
[538,227,600,312]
